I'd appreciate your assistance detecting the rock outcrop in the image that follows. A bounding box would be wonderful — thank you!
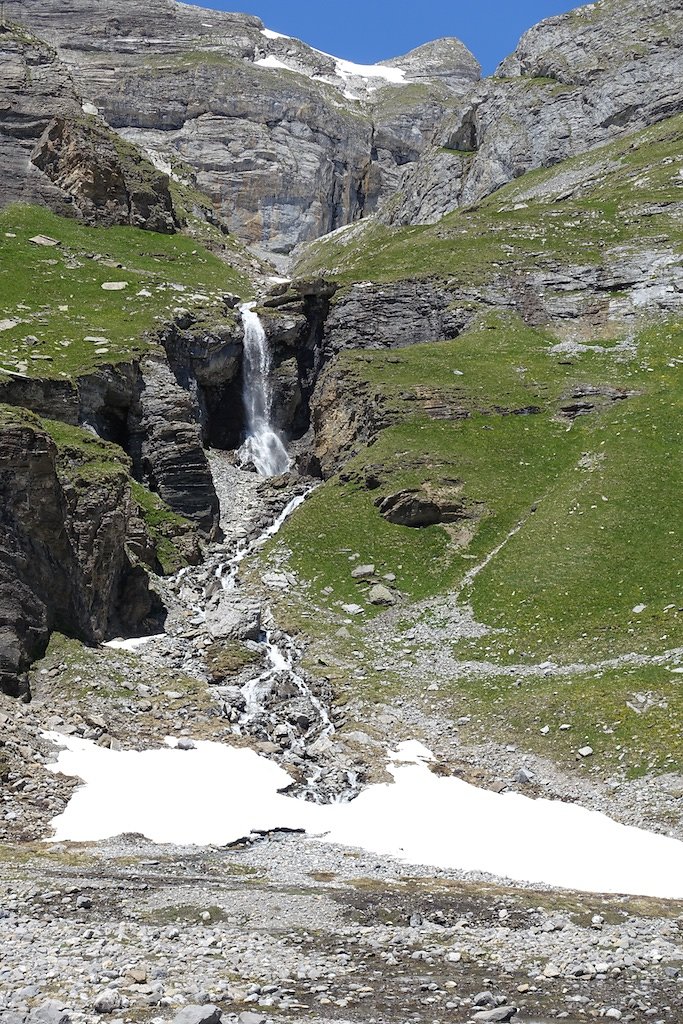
[322,281,467,352]
[128,357,221,538]
[0,25,179,232]
[0,357,221,538]
[0,23,82,215]
[384,0,683,225]
[0,410,163,697]
[32,116,177,233]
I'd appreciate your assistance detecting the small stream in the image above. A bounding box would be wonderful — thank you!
[209,483,357,802]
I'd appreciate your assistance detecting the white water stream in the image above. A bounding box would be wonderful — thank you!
[237,302,290,477]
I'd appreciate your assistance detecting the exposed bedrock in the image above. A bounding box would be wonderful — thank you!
[0,27,180,232]
[0,414,164,697]
[3,0,480,254]
[0,23,82,216]
[383,0,683,225]
[127,357,221,538]
[320,280,467,351]
[0,357,220,538]
[31,116,177,233]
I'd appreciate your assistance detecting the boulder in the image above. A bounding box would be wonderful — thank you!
[351,564,376,579]
[29,1002,71,1024]
[377,490,442,528]
[173,1006,222,1024]
[93,990,122,1014]
[473,1007,517,1023]
[206,600,262,642]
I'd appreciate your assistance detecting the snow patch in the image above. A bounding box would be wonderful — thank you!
[261,28,290,41]
[103,635,165,652]
[44,736,683,899]
[255,55,293,73]
[334,57,406,84]
[254,38,406,93]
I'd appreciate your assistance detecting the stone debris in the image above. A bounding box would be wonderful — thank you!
[29,235,60,247]
[368,584,396,606]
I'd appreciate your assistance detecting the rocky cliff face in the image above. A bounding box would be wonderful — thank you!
[384,0,683,225]
[0,356,221,539]
[0,410,163,697]
[3,0,480,257]
[0,23,81,215]
[0,24,181,232]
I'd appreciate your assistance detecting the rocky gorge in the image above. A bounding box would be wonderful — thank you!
[1,0,683,1022]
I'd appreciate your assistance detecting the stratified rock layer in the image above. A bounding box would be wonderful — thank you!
[0,411,162,696]
[385,0,683,224]
[4,0,480,254]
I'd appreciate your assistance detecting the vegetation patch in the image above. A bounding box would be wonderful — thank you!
[130,481,194,575]
[204,641,261,683]
[0,205,250,380]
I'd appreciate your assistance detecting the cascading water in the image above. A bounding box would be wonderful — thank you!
[237,302,291,477]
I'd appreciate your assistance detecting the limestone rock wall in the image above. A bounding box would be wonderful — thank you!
[3,0,480,255]
[384,0,683,225]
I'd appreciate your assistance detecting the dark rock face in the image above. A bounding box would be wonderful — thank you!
[376,490,443,528]
[127,358,221,539]
[0,415,162,697]
[0,356,221,538]
[32,117,177,232]
[3,0,480,255]
[322,281,466,352]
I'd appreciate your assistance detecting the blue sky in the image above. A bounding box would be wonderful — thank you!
[191,1,583,74]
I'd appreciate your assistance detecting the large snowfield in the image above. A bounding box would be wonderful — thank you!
[45,736,683,900]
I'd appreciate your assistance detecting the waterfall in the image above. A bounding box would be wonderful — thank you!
[237,302,291,477]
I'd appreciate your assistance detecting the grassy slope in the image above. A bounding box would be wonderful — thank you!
[295,114,683,286]
[264,315,683,777]
[257,118,683,778]
[0,205,251,379]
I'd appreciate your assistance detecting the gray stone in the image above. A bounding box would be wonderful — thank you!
[93,990,122,1014]
[473,1007,517,1023]
[173,1007,222,1024]
[351,564,375,578]
[368,585,396,607]
[29,1002,70,1024]
[206,600,262,642]
[377,490,442,528]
